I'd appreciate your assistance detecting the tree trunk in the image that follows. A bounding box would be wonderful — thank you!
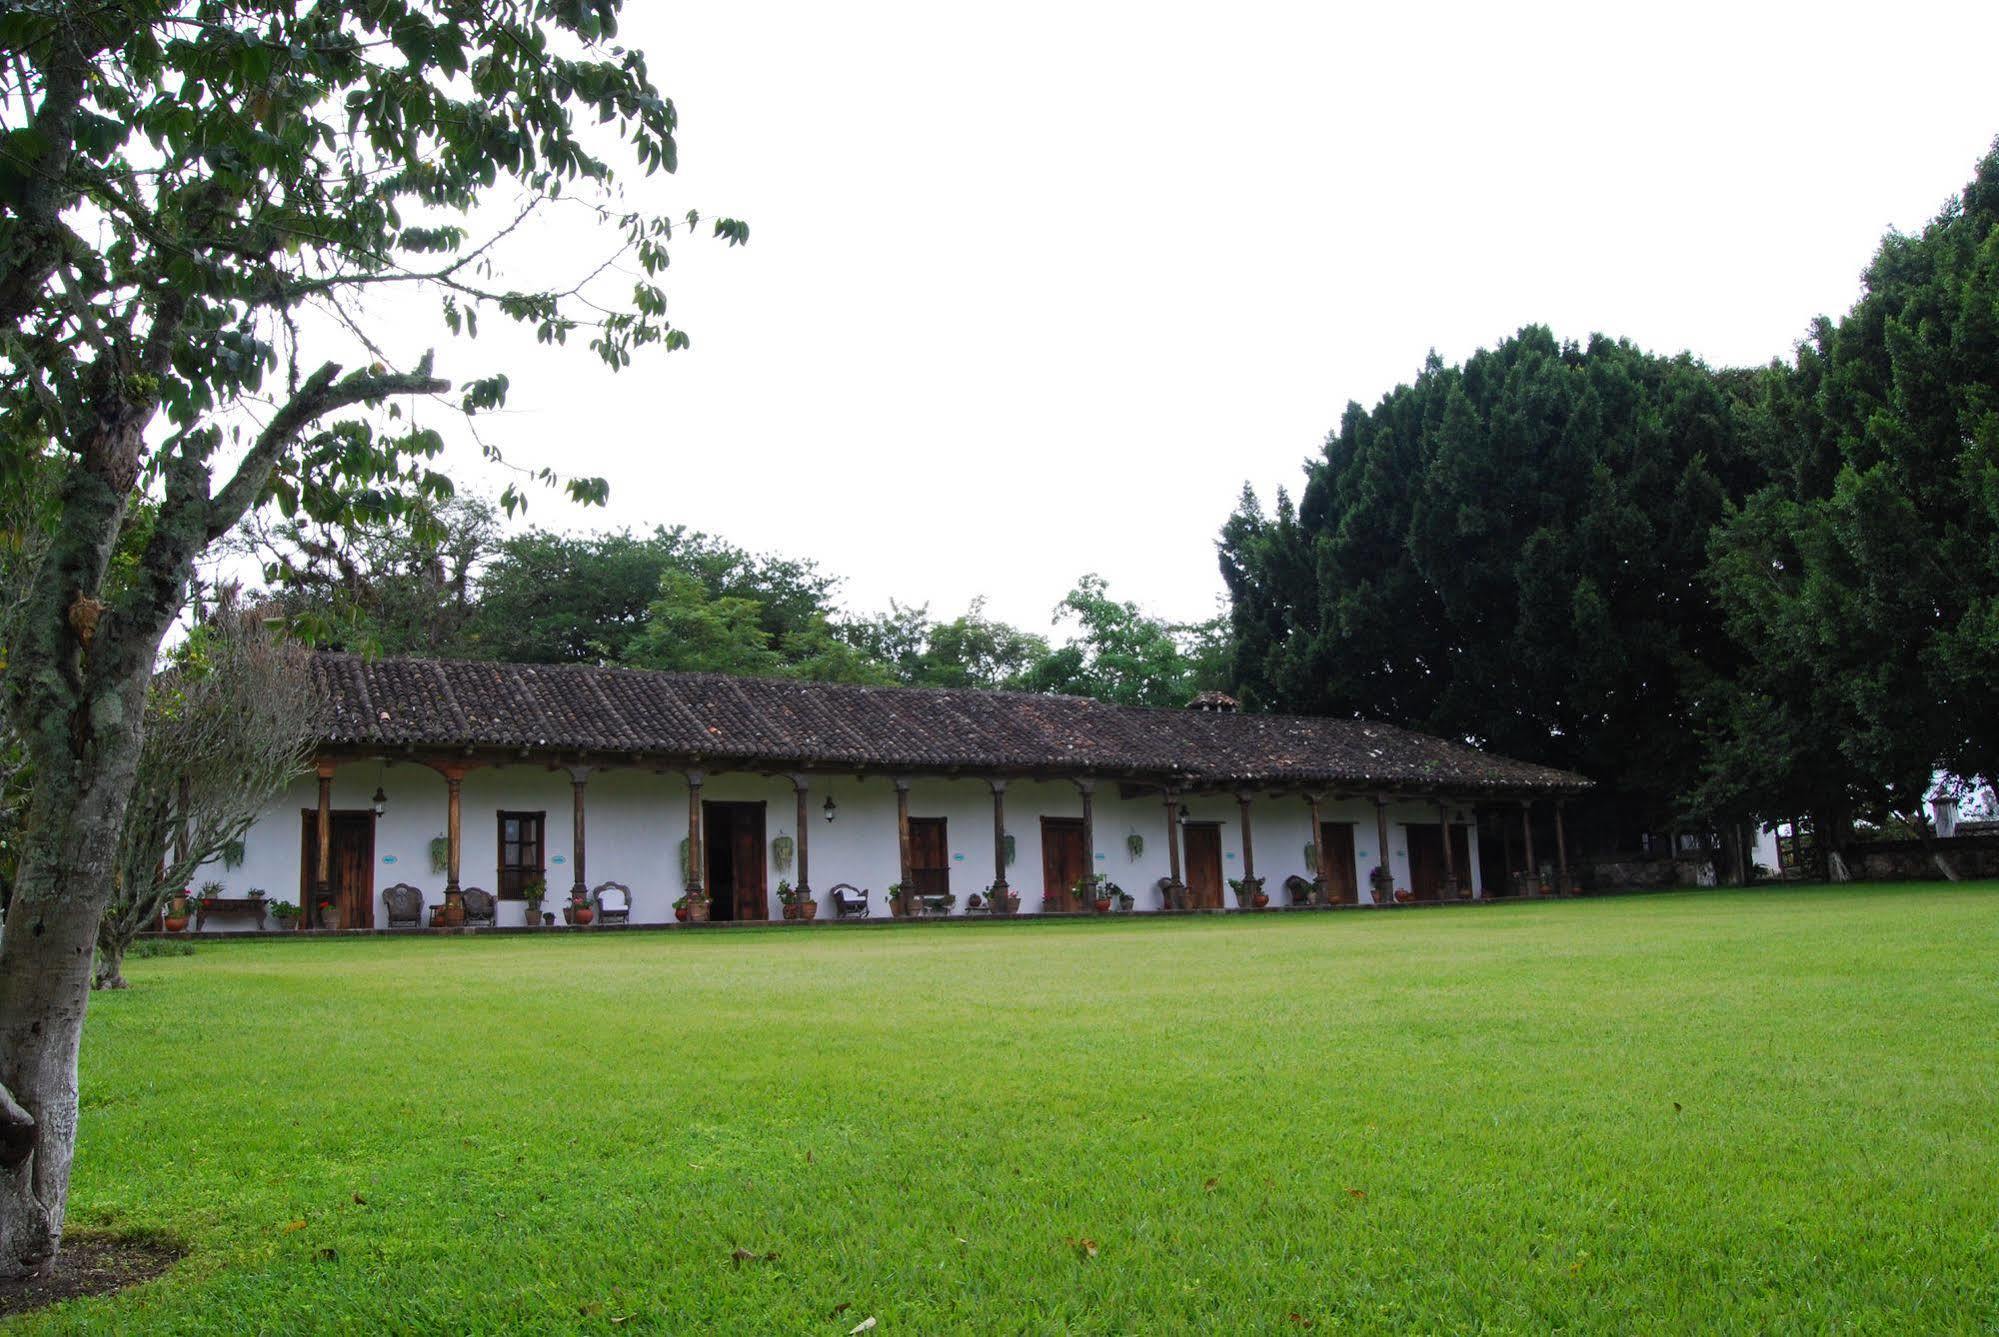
[92,939,129,992]
[0,761,142,1279]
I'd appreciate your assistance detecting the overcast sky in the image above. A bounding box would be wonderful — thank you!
[399,1,1999,632]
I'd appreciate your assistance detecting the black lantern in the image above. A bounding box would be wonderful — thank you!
[370,786,388,816]
[823,795,837,823]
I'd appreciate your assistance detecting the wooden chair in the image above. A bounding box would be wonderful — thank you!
[592,881,632,926]
[462,887,498,927]
[828,883,870,919]
[381,883,425,929]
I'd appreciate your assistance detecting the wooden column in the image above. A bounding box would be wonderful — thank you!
[1162,790,1183,889]
[894,779,913,907]
[1237,792,1257,884]
[1305,792,1328,896]
[1372,794,1394,905]
[315,760,334,928]
[1554,799,1571,894]
[1076,778,1096,888]
[684,770,705,896]
[791,775,812,896]
[568,766,592,902]
[988,779,1009,895]
[1520,799,1538,895]
[1438,796,1458,897]
[442,764,465,921]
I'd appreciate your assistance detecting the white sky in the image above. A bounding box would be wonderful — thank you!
[383,1,1999,632]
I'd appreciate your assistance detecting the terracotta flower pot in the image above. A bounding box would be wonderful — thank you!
[801,900,819,921]
[1093,897,1112,914]
[1252,892,1270,909]
[573,906,594,926]
[163,914,188,933]
[782,903,799,920]
[317,904,340,929]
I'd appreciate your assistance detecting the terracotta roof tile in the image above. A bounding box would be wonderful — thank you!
[309,653,1589,794]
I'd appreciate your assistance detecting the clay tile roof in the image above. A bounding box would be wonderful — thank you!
[308,652,1590,794]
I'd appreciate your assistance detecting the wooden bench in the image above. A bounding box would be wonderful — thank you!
[194,897,267,931]
[828,883,870,919]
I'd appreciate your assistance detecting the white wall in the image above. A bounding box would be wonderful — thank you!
[194,761,1486,930]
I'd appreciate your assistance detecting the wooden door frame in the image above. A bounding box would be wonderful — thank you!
[1182,821,1224,909]
[908,815,950,897]
[703,799,768,921]
[298,808,376,929]
[1040,816,1086,911]
[1318,820,1358,904]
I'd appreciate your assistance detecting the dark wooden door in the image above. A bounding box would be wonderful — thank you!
[299,810,375,928]
[729,802,766,922]
[1406,824,1471,900]
[1041,817,1087,910]
[909,817,950,898]
[1406,824,1442,900]
[1319,821,1357,903]
[1184,823,1223,909]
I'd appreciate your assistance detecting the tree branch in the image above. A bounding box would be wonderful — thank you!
[206,361,451,541]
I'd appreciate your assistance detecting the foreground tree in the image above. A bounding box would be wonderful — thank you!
[0,1,739,1278]
[93,591,321,991]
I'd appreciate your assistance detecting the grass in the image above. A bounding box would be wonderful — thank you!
[14,883,1999,1333]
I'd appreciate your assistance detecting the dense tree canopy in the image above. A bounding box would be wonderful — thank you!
[1220,329,1760,839]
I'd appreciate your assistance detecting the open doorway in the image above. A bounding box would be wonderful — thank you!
[703,800,767,922]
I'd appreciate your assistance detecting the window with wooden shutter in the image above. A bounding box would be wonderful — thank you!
[496,811,546,899]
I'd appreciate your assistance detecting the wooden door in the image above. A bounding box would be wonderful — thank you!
[1449,825,1471,895]
[909,817,950,898]
[1183,823,1224,909]
[299,810,375,928]
[1406,824,1442,900]
[1041,817,1087,910]
[729,802,767,922]
[1318,821,1357,904]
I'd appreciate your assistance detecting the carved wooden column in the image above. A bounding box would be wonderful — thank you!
[568,766,592,912]
[894,778,913,906]
[1520,799,1538,896]
[791,775,812,898]
[1372,794,1394,905]
[1237,792,1257,885]
[987,779,1009,899]
[1162,789,1183,907]
[1438,796,1458,899]
[1305,792,1329,901]
[1076,778,1096,892]
[684,770,705,898]
[442,763,466,924]
[315,760,334,928]
[1554,798,1571,895]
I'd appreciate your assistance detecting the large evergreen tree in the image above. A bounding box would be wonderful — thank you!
[1220,329,1761,843]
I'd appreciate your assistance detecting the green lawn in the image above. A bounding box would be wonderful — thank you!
[16,884,1999,1333]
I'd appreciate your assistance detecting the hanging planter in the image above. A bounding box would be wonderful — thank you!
[771,834,795,875]
[1126,832,1144,862]
[1003,833,1016,867]
[679,836,691,885]
[1302,841,1318,871]
[428,835,451,875]
[221,839,246,870]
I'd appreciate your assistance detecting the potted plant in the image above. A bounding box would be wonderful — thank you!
[1369,864,1395,904]
[198,878,225,911]
[269,899,300,931]
[163,889,192,933]
[984,883,1021,915]
[677,888,710,923]
[1109,883,1134,913]
[1158,878,1189,911]
[1075,873,1111,914]
[778,880,804,920]
[566,885,594,927]
[885,882,907,918]
[315,896,340,929]
[1228,876,1268,909]
[1292,876,1323,908]
[967,892,985,913]
[521,878,546,926]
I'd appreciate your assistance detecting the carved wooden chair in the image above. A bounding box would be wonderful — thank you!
[461,886,498,927]
[828,883,870,919]
[381,883,425,929]
[592,881,632,926]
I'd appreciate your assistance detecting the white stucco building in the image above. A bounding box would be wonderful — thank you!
[188,654,1590,932]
